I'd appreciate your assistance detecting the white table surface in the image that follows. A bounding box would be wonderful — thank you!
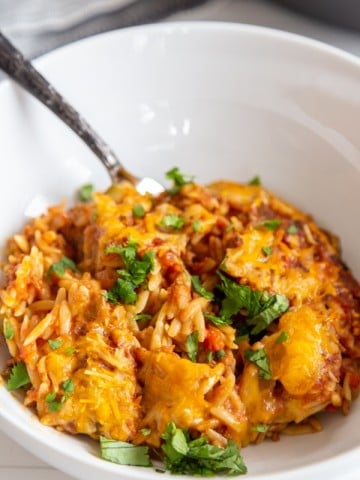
[1,0,359,479]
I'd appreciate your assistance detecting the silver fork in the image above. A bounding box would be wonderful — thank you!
[0,32,164,195]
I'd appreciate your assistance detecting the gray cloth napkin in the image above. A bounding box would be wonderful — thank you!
[1,0,208,57]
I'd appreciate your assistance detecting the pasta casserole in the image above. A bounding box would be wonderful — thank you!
[1,169,360,475]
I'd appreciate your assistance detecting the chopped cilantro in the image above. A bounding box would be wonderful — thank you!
[251,424,268,433]
[45,392,62,412]
[216,272,254,322]
[262,246,273,256]
[134,313,152,322]
[140,428,151,437]
[257,219,281,231]
[103,278,137,304]
[105,242,137,265]
[249,175,261,186]
[161,422,247,475]
[246,294,289,335]
[275,331,289,343]
[64,347,76,356]
[48,339,62,350]
[160,214,185,230]
[186,331,199,362]
[287,224,298,234]
[78,183,93,202]
[204,313,232,327]
[4,320,14,340]
[61,378,74,402]
[47,256,79,278]
[215,272,289,335]
[215,349,225,360]
[48,401,62,412]
[45,380,74,411]
[219,259,227,271]
[132,204,145,218]
[104,242,154,305]
[62,378,74,393]
[206,351,214,362]
[191,276,214,301]
[165,167,193,195]
[192,219,201,233]
[245,348,272,380]
[100,437,152,467]
[45,392,57,402]
[7,362,31,391]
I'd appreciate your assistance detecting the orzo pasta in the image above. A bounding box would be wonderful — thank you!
[1,169,360,475]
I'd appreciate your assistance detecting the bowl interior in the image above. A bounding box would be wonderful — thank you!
[0,22,359,480]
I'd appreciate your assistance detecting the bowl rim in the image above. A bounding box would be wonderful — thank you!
[0,20,359,480]
[0,20,359,96]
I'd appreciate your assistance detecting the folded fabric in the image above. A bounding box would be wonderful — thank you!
[0,0,208,57]
[2,0,137,34]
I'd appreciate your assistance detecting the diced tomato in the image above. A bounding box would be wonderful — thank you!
[325,404,338,412]
[204,327,225,352]
[348,372,360,390]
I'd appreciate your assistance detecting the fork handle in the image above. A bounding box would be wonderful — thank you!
[0,32,122,182]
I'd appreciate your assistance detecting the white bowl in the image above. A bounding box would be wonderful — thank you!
[0,22,359,480]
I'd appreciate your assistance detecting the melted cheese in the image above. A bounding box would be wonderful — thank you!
[265,304,341,397]
[1,178,359,450]
[138,349,224,446]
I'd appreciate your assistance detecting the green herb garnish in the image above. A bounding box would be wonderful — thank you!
[100,437,152,467]
[45,392,62,412]
[166,167,193,195]
[78,183,94,202]
[4,320,14,340]
[47,256,79,278]
[191,276,214,301]
[251,424,268,433]
[134,313,152,322]
[248,175,261,186]
[246,293,289,335]
[257,219,282,231]
[160,214,185,230]
[206,351,214,362]
[103,278,137,304]
[215,349,226,360]
[204,313,232,327]
[275,331,289,343]
[48,339,62,350]
[64,347,76,356]
[245,348,272,380]
[132,204,145,218]
[186,331,199,362]
[140,428,152,437]
[104,242,154,305]
[45,379,74,411]
[161,422,247,476]
[287,224,298,234]
[62,378,74,393]
[45,392,57,402]
[61,378,74,402]
[192,219,201,233]
[7,362,31,391]
[215,272,289,335]
[262,246,273,256]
